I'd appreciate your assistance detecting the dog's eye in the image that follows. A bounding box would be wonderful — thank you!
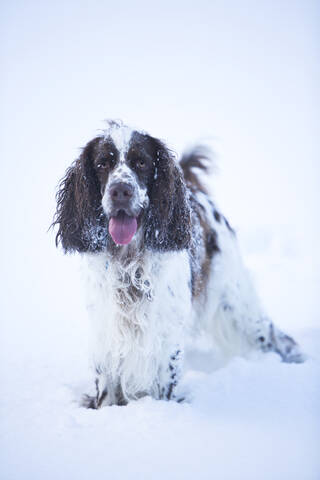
[130,153,148,170]
[137,158,146,169]
[97,161,107,170]
[96,153,114,170]
[96,161,107,170]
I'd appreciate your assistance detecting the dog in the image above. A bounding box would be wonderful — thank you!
[53,120,304,407]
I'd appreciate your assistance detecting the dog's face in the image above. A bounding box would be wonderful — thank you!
[93,127,155,245]
[53,122,191,254]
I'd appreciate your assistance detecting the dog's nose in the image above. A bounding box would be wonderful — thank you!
[109,182,134,203]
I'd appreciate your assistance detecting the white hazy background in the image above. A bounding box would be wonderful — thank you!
[0,1,319,480]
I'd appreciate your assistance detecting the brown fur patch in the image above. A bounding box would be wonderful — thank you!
[193,212,220,300]
[179,149,220,301]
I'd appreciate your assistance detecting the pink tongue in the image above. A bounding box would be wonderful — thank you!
[109,212,138,245]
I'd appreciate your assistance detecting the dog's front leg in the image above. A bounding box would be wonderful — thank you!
[158,347,184,401]
[82,366,128,408]
[82,367,108,409]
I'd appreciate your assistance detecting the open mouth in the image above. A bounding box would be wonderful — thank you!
[108,210,138,245]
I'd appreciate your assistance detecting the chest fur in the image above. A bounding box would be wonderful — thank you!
[84,250,192,355]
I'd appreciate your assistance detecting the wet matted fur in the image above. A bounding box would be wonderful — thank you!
[52,120,304,407]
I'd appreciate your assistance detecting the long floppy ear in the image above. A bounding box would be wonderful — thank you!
[52,137,107,253]
[145,138,191,251]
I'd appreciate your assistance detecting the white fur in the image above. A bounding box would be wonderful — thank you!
[78,128,303,406]
[82,186,303,405]
[105,123,133,162]
[190,191,303,364]
[82,206,271,405]
[193,192,270,357]
[83,248,191,403]
[101,129,149,220]
[101,161,149,218]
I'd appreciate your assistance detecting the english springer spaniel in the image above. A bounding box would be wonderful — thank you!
[53,120,304,408]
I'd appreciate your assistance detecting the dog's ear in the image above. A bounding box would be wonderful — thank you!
[52,137,107,253]
[145,138,191,251]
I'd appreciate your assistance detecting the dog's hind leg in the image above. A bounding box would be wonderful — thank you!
[212,299,305,363]
[257,322,305,363]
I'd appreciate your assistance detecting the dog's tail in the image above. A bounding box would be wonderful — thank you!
[179,146,213,194]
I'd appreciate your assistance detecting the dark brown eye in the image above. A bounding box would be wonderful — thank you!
[96,161,107,170]
[96,152,115,170]
[137,158,146,168]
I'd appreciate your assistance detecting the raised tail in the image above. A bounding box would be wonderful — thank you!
[179,146,213,194]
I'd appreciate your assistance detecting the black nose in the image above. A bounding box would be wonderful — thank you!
[109,182,134,204]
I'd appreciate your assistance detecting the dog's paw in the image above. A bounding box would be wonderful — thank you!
[81,394,98,409]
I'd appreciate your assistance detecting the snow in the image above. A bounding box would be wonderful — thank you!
[0,1,319,479]
[1,318,319,479]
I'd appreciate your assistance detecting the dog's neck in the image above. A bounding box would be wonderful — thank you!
[104,231,154,320]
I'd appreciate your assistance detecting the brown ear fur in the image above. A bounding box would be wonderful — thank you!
[145,138,191,251]
[52,137,107,253]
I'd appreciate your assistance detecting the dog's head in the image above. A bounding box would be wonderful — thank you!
[53,121,191,254]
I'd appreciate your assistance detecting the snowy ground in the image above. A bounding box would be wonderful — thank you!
[0,342,319,480]
[1,1,319,479]
[1,228,319,480]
